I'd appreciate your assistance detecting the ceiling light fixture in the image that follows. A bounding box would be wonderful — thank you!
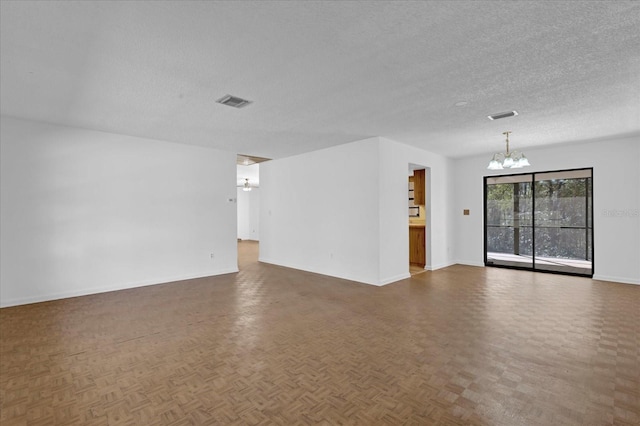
[242,178,252,191]
[487,131,530,170]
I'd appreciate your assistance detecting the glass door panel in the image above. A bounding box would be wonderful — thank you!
[534,170,593,275]
[485,175,533,268]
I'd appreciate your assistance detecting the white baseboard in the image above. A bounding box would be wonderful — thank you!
[454,260,485,268]
[425,261,457,271]
[259,257,381,286]
[379,273,412,286]
[0,267,239,308]
[592,274,640,286]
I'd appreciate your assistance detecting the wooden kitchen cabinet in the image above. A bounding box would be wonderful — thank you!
[409,225,426,266]
[413,169,425,205]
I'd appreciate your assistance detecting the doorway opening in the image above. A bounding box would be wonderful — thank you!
[238,240,259,268]
[237,154,268,269]
[408,164,430,276]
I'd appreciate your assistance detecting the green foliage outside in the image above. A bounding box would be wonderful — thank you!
[486,178,592,260]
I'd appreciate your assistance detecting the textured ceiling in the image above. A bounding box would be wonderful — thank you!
[1,1,639,159]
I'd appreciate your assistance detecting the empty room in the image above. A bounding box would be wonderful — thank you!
[1,1,639,425]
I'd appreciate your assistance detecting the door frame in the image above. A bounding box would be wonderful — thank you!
[483,167,594,278]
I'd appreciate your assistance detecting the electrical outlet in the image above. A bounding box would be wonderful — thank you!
[210,253,215,259]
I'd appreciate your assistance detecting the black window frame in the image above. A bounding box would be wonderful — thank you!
[483,167,594,278]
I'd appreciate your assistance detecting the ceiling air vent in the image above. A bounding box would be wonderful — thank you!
[216,94,252,108]
[488,110,518,120]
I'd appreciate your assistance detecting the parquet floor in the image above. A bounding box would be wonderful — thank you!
[1,240,639,425]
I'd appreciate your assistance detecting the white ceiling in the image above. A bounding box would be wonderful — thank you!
[1,1,639,160]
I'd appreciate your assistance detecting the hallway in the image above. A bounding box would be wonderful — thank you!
[238,239,259,268]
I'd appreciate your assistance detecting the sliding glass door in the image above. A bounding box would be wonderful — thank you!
[484,168,593,277]
[486,174,533,268]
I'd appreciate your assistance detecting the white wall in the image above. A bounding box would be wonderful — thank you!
[260,137,382,285]
[260,136,455,286]
[0,116,239,307]
[453,135,640,285]
[378,138,455,280]
[237,187,260,241]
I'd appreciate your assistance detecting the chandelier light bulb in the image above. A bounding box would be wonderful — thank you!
[487,131,530,170]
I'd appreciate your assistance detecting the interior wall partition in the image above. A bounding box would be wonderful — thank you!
[484,168,593,277]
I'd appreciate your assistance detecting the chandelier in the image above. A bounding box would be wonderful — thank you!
[487,131,530,170]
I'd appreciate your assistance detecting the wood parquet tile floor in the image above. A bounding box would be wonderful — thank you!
[1,240,639,425]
